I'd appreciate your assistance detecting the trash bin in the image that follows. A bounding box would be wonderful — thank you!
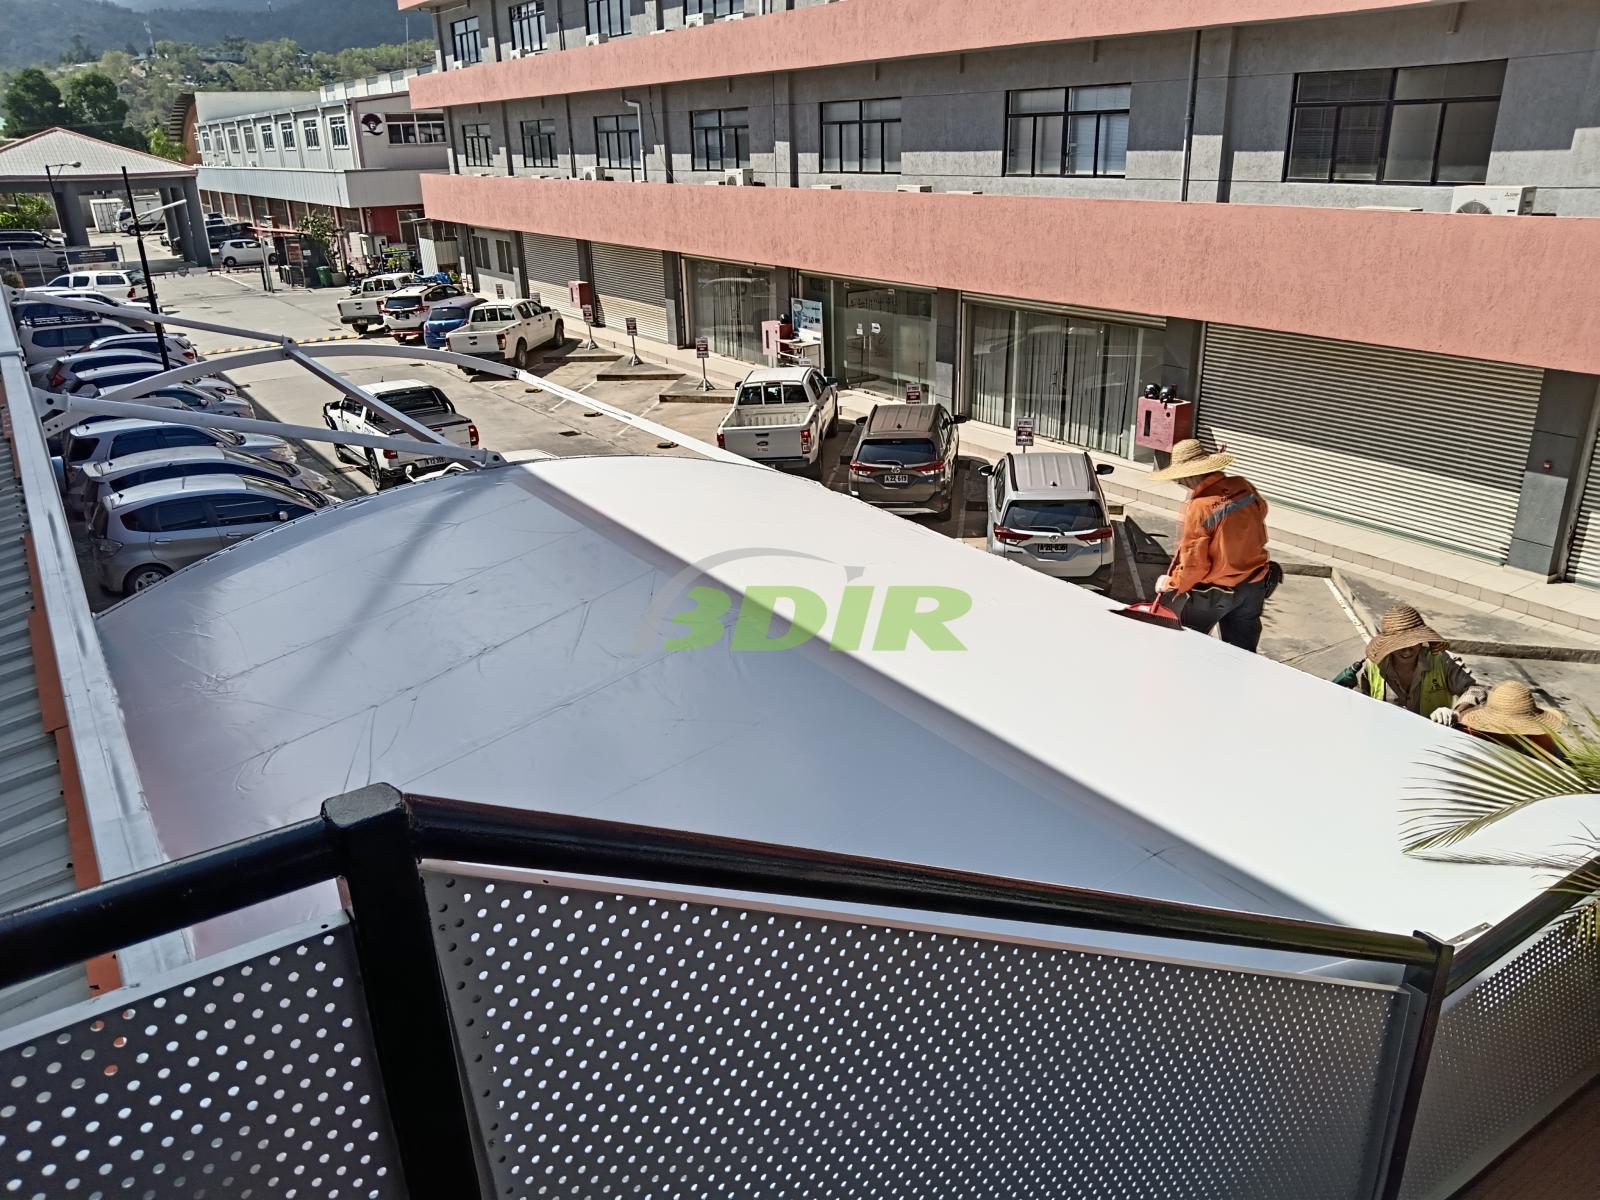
[315,266,334,289]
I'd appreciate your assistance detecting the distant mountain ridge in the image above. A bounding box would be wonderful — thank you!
[0,0,414,68]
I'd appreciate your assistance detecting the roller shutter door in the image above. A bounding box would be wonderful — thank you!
[1566,446,1600,585]
[1198,325,1541,561]
[519,233,584,320]
[592,243,668,342]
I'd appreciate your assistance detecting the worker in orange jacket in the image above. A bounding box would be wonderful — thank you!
[1150,439,1276,653]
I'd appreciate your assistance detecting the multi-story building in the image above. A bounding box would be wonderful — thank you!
[184,69,450,268]
[402,0,1600,589]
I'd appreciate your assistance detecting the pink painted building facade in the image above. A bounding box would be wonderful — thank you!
[403,0,1600,585]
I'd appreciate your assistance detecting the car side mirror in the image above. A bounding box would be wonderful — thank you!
[952,414,970,425]
[978,464,993,477]
[1095,463,1114,476]
[854,415,867,425]
[824,377,841,389]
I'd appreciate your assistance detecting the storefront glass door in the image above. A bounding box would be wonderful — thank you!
[686,258,776,363]
[802,276,934,399]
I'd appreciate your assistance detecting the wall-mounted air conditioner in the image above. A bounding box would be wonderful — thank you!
[946,189,983,195]
[685,12,711,26]
[1450,185,1535,215]
[579,166,609,181]
[585,32,607,45]
[896,184,933,193]
[724,168,754,186]
[810,183,842,190]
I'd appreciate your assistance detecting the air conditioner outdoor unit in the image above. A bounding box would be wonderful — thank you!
[946,189,984,195]
[724,167,754,186]
[896,184,933,193]
[685,12,711,26]
[1450,185,1535,215]
[579,166,609,181]
[811,183,842,190]
[585,32,607,45]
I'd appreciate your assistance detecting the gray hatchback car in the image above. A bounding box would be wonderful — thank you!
[846,402,964,519]
[90,474,328,595]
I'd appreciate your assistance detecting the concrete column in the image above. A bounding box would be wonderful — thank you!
[1510,371,1600,577]
[181,176,214,267]
[160,186,182,244]
[663,251,684,346]
[57,183,90,248]
[934,287,959,412]
[772,72,796,188]
[1186,27,1237,204]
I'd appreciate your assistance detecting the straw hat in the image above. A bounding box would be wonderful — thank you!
[1148,439,1235,481]
[1365,604,1448,663]
[1459,681,1567,736]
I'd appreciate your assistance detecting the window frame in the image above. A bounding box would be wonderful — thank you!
[242,125,257,153]
[508,1,547,53]
[1003,85,1131,178]
[461,122,495,169]
[1282,60,1505,186]
[819,97,902,175]
[690,107,751,172]
[259,123,274,150]
[587,0,627,37]
[226,127,241,155]
[301,118,322,150]
[451,15,483,66]
[328,115,349,149]
[279,120,296,149]
[520,117,559,168]
[686,0,744,14]
[595,112,642,178]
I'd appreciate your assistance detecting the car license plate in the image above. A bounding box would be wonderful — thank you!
[1035,543,1079,555]
[883,473,910,486]
[414,457,444,469]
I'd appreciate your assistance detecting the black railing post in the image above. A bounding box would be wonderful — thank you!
[323,784,486,1199]
[1373,931,1455,1200]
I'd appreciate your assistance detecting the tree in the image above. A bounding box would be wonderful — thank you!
[146,127,185,163]
[63,71,129,136]
[61,35,93,67]
[3,68,68,137]
[0,194,55,231]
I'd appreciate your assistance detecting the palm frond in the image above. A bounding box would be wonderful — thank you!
[1402,739,1588,852]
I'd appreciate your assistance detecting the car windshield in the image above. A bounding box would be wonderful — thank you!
[855,437,937,466]
[1000,499,1105,534]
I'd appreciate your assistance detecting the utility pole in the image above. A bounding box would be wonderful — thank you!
[120,166,171,371]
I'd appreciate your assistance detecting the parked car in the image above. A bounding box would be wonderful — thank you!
[336,272,417,334]
[217,239,275,269]
[31,348,168,392]
[15,318,134,367]
[0,230,68,274]
[323,380,478,486]
[136,383,256,420]
[206,222,252,249]
[382,281,470,343]
[66,365,242,407]
[715,367,841,478]
[62,418,295,503]
[846,401,964,520]
[89,474,329,595]
[87,331,199,363]
[79,445,330,526]
[422,296,487,350]
[981,451,1117,587]
[445,298,563,368]
[46,270,150,304]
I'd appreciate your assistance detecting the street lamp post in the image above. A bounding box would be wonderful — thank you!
[120,166,172,371]
[41,161,80,262]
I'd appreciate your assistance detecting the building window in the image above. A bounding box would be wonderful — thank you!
[508,1,547,52]
[820,98,901,174]
[691,108,750,171]
[520,118,558,168]
[452,16,483,66]
[1286,60,1504,184]
[496,239,514,274]
[302,118,322,150]
[226,127,241,155]
[260,124,274,150]
[242,125,257,153]
[388,113,448,144]
[1005,85,1130,177]
[470,234,491,269]
[686,0,744,14]
[329,116,349,149]
[685,258,777,363]
[200,128,213,153]
[596,113,641,178]
[587,0,627,38]
[462,123,495,168]
[280,121,296,149]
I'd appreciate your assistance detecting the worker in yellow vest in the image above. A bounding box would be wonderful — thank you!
[1333,604,1485,725]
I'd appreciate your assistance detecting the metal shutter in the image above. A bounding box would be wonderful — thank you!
[1198,325,1541,562]
[591,243,668,342]
[1566,449,1600,585]
[519,233,584,320]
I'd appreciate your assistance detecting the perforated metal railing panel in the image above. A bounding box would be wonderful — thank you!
[1400,920,1600,1200]
[0,917,405,1200]
[425,867,1408,1200]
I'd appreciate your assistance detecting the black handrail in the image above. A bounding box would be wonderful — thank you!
[405,793,1440,967]
[1446,852,1600,992]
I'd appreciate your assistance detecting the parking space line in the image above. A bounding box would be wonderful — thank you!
[1117,520,1146,602]
[1326,576,1371,638]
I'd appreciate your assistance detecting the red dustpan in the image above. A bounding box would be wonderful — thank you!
[1114,552,1186,631]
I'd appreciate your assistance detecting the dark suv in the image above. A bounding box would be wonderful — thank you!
[846,402,964,520]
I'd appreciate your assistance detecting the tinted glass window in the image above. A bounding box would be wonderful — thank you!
[211,496,283,527]
[855,437,937,465]
[151,498,213,531]
[117,505,156,533]
[372,387,451,415]
[1000,499,1104,533]
[66,435,99,464]
[162,428,217,449]
[109,431,166,458]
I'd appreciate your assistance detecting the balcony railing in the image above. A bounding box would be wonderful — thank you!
[1,786,1595,1199]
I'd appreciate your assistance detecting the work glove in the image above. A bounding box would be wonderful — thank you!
[1429,707,1457,727]
[1154,574,1173,595]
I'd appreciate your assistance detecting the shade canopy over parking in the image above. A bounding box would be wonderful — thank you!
[97,455,1565,960]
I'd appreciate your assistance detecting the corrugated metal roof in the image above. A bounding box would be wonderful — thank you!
[0,433,89,1029]
[0,127,196,184]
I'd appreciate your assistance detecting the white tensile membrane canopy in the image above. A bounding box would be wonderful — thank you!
[97,455,1559,964]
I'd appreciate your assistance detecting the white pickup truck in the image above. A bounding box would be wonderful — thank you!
[716,368,841,477]
[323,379,479,488]
[446,298,564,371]
[335,273,417,334]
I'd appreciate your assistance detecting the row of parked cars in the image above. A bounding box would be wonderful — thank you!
[718,366,1119,588]
[336,275,567,367]
[14,293,336,597]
